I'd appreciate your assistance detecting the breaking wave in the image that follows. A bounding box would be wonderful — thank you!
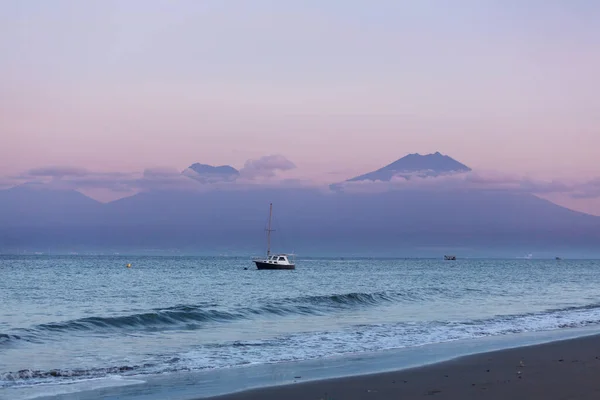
[5,301,600,388]
[0,290,419,343]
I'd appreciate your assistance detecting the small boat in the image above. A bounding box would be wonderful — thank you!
[444,255,456,260]
[253,203,295,270]
[254,253,295,270]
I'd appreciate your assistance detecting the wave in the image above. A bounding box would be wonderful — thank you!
[0,364,154,387]
[6,302,600,388]
[0,333,23,345]
[5,290,596,342]
[2,365,139,382]
[279,291,399,309]
[36,308,243,332]
[0,291,411,341]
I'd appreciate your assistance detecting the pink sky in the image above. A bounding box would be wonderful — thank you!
[1,1,599,213]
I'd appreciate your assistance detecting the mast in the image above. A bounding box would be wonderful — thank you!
[266,203,274,256]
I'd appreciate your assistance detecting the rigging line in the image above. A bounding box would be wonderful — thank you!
[271,204,289,254]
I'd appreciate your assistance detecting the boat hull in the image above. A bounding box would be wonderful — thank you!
[254,261,295,270]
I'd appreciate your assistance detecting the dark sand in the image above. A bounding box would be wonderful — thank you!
[207,334,600,399]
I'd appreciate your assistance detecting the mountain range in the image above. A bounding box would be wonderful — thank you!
[1,152,599,257]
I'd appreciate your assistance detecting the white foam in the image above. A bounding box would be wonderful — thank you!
[4,305,600,396]
[174,305,600,372]
[2,376,145,400]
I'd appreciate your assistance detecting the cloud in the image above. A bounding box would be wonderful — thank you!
[7,166,184,193]
[44,173,137,193]
[143,167,182,178]
[26,166,90,178]
[239,155,296,180]
[0,177,22,189]
[464,171,576,194]
[334,170,589,196]
[1,155,306,198]
[134,167,202,191]
[571,178,600,199]
[8,167,134,192]
[6,160,598,202]
[53,168,201,193]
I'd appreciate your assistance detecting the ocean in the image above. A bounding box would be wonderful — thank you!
[2,255,600,400]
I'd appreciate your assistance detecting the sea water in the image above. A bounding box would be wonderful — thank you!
[2,255,600,399]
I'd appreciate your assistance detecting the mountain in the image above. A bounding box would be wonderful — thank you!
[346,152,471,183]
[182,163,240,183]
[0,156,599,256]
[1,185,599,256]
[0,184,101,226]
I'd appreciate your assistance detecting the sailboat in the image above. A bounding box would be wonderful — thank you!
[253,203,295,270]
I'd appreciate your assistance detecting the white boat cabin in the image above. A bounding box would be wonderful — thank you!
[263,254,293,265]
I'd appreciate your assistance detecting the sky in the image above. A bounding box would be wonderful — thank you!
[1,1,599,212]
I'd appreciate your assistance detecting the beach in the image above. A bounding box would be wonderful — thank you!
[208,333,600,400]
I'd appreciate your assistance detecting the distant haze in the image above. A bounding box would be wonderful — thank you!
[1,153,599,257]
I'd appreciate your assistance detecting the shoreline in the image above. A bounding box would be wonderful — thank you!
[7,327,600,400]
[205,332,600,400]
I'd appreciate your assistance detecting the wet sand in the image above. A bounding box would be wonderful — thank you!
[206,333,600,399]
